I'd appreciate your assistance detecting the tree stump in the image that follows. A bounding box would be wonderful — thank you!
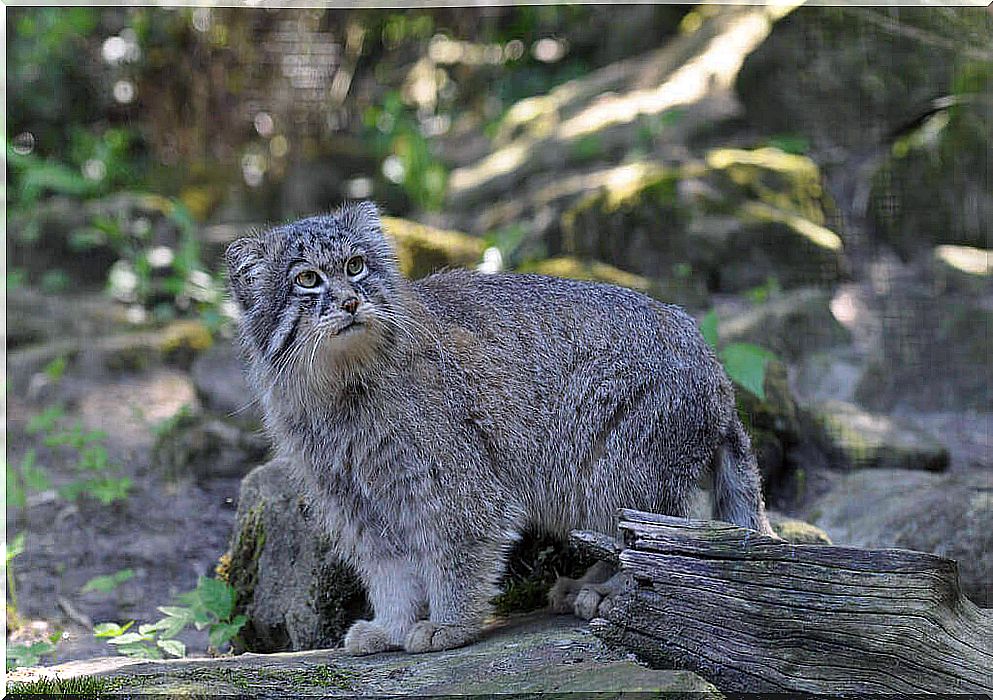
[577,508,993,694]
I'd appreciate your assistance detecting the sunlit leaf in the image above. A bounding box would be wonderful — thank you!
[720,343,774,400]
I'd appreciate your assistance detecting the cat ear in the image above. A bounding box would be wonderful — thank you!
[225,235,264,311]
[339,200,383,237]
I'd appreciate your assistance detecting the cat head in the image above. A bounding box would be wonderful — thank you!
[225,201,408,385]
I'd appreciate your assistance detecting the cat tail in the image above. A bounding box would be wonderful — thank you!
[711,418,776,536]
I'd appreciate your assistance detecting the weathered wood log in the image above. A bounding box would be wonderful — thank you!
[576,508,993,694]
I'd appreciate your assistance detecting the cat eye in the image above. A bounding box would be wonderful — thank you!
[295,270,321,288]
[345,256,366,278]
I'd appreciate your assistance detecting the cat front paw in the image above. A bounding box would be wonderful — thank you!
[343,620,395,655]
[403,621,476,653]
[547,575,581,614]
[574,586,605,620]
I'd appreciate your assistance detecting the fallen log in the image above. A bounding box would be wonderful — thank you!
[577,508,993,695]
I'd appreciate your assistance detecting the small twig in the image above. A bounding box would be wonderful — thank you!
[57,596,93,631]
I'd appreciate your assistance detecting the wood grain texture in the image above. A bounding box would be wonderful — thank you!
[577,509,993,694]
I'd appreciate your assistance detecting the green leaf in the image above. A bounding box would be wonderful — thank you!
[197,577,236,620]
[93,621,133,638]
[720,343,774,400]
[157,639,186,658]
[153,615,188,640]
[26,405,65,435]
[81,569,134,594]
[5,532,26,563]
[208,622,239,649]
[115,642,162,660]
[157,605,192,619]
[106,630,154,646]
[700,310,719,349]
[7,470,26,510]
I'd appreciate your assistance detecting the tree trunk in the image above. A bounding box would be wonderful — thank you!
[578,508,993,694]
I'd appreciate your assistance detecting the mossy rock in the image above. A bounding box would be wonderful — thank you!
[515,255,707,307]
[809,400,949,473]
[720,287,851,362]
[558,158,844,294]
[767,512,832,545]
[382,216,484,279]
[854,288,993,411]
[737,6,993,151]
[702,147,829,225]
[98,320,213,372]
[222,460,371,652]
[224,461,600,653]
[869,65,993,255]
[151,409,269,481]
[737,360,801,445]
[931,245,993,295]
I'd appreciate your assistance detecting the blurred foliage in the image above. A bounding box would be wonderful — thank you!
[6,5,689,326]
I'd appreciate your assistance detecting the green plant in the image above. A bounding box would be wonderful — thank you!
[42,355,69,382]
[744,276,782,304]
[6,449,52,510]
[363,91,448,211]
[700,310,776,400]
[6,533,27,626]
[81,569,135,595]
[96,577,247,660]
[6,634,61,671]
[765,134,810,155]
[25,408,131,506]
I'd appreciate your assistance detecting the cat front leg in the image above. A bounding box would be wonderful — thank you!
[344,557,425,655]
[404,540,508,654]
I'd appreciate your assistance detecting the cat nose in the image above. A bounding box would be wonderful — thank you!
[341,296,360,314]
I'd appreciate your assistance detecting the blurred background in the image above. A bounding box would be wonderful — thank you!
[5,3,992,669]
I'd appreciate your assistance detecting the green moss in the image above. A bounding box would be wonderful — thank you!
[770,516,832,545]
[704,147,827,225]
[161,664,356,693]
[310,536,371,647]
[224,504,266,646]
[6,674,126,695]
[382,216,484,279]
[517,256,659,297]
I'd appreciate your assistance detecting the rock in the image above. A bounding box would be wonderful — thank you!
[931,244,993,295]
[736,6,993,152]
[93,320,215,373]
[447,7,785,211]
[190,342,260,426]
[6,287,130,351]
[515,255,706,307]
[7,320,214,396]
[869,75,993,254]
[381,216,484,279]
[220,460,370,653]
[792,349,863,404]
[767,512,832,545]
[804,468,993,606]
[808,400,950,472]
[735,360,803,491]
[854,288,992,411]
[152,410,270,481]
[5,615,722,697]
[559,154,845,294]
[719,287,851,361]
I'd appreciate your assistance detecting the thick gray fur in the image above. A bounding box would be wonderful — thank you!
[226,201,773,656]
